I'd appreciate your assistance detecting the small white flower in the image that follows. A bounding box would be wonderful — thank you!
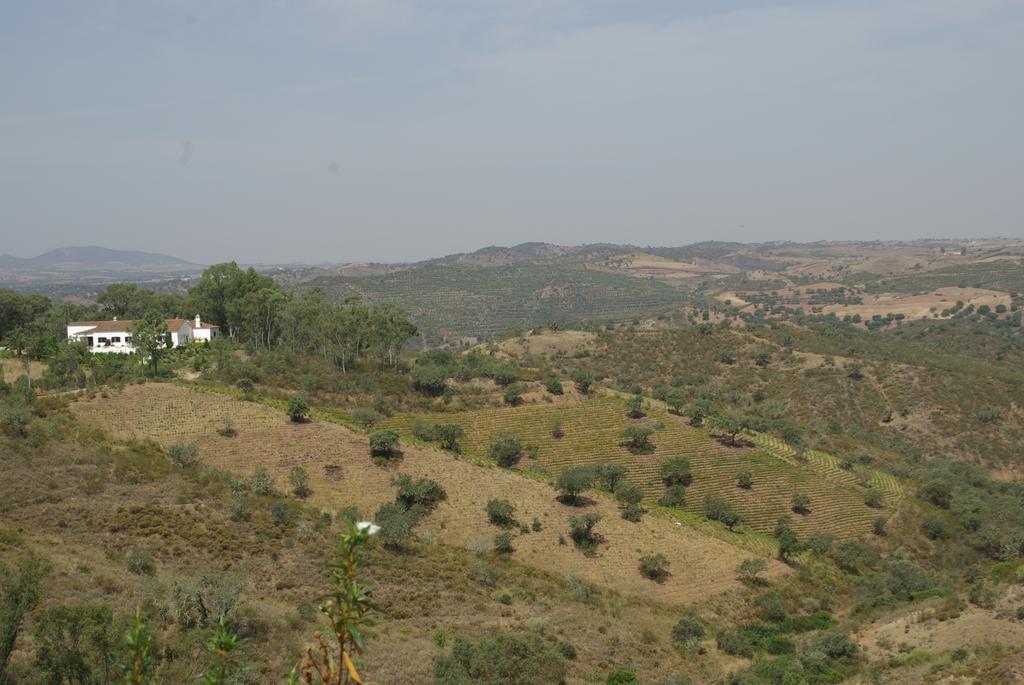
[356,521,381,535]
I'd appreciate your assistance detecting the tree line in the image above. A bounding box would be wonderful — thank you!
[0,262,418,372]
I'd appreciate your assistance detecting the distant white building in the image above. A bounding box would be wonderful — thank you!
[190,314,220,342]
[67,318,196,353]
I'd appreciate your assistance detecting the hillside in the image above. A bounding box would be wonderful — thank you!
[301,262,688,343]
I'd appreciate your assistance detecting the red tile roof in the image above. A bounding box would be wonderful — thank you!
[69,319,191,334]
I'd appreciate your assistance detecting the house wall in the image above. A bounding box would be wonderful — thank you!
[69,329,136,354]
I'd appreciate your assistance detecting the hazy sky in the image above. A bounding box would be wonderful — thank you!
[2,1,1022,264]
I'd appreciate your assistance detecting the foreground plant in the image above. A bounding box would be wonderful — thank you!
[290,522,377,685]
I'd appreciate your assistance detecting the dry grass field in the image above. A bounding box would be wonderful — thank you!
[0,427,746,684]
[70,383,785,608]
[0,358,46,383]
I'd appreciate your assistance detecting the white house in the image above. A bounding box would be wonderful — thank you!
[190,314,220,342]
[67,318,194,354]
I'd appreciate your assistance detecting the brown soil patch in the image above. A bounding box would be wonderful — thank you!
[71,383,785,607]
[856,586,1024,660]
[498,330,597,358]
[823,287,1010,320]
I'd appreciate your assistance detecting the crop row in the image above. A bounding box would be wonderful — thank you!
[382,397,885,538]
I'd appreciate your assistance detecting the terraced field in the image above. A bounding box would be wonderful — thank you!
[382,396,894,538]
[69,382,784,607]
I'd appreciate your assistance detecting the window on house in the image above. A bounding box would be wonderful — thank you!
[125,336,133,344]
[111,336,121,343]
[86,337,94,347]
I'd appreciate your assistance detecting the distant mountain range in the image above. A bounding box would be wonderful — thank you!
[0,246,200,271]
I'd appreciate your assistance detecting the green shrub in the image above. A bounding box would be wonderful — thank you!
[756,590,788,622]
[671,612,705,646]
[716,629,753,657]
[486,499,517,527]
[556,466,595,504]
[488,432,522,467]
[660,456,693,486]
[351,407,384,428]
[392,474,448,510]
[375,502,421,549]
[923,516,950,540]
[0,405,32,438]
[594,462,628,492]
[434,632,567,685]
[737,558,767,583]
[369,430,400,458]
[271,502,291,526]
[791,493,811,515]
[493,532,514,555]
[639,553,671,582]
[569,513,602,554]
[412,363,449,395]
[626,394,645,419]
[545,375,564,395]
[606,668,639,685]
[286,395,310,422]
[658,485,686,508]
[289,466,311,498]
[620,426,654,452]
[250,468,275,496]
[503,383,525,406]
[863,488,884,508]
[125,549,154,576]
[736,470,753,489]
[705,494,743,530]
[167,443,198,468]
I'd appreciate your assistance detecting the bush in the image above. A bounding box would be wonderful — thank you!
[556,466,595,504]
[756,591,788,622]
[493,532,514,554]
[660,456,693,486]
[375,501,421,549]
[502,383,525,406]
[716,629,753,657]
[250,468,275,496]
[486,499,517,527]
[351,407,384,428]
[626,394,645,418]
[545,375,563,395]
[923,515,950,540]
[551,419,564,439]
[606,669,639,685]
[557,641,577,660]
[488,432,522,467]
[594,462,628,492]
[737,558,767,583]
[671,612,705,646]
[863,488,883,508]
[658,484,686,508]
[571,369,593,394]
[435,423,465,451]
[569,513,602,553]
[705,494,743,530]
[168,573,243,629]
[412,363,449,395]
[0,405,32,438]
[125,549,154,576]
[434,632,567,685]
[736,470,753,489]
[620,426,654,452]
[872,516,888,536]
[369,430,400,458]
[791,493,811,515]
[271,502,291,526]
[167,443,198,468]
[639,553,671,582]
[392,474,448,510]
[287,395,310,422]
[289,466,311,498]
